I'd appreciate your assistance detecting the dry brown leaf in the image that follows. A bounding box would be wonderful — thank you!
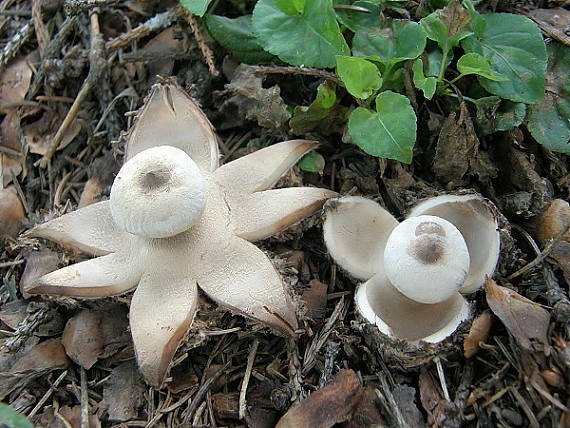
[529,8,570,45]
[345,386,385,428]
[62,310,104,369]
[62,306,130,369]
[276,369,363,428]
[101,361,146,422]
[22,108,82,155]
[212,392,240,419]
[141,27,185,80]
[0,187,24,241]
[419,371,458,428]
[20,247,60,298]
[11,338,69,374]
[463,310,493,358]
[301,279,328,321]
[58,405,101,428]
[0,300,28,329]
[0,111,24,187]
[78,152,118,208]
[0,52,37,109]
[550,241,570,286]
[485,278,550,353]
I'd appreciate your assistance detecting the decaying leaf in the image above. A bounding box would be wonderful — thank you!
[58,405,101,428]
[0,187,25,241]
[301,279,328,321]
[485,278,550,353]
[0,300,28,329]
[78,152,119,208]
[529,8,570,46]
[101,361,146,422]
[433,103,479,187]
[419,371,459,428]
[62,306,129,369]
[19,248,60,298]
[464,309,493,358]
[276,369,363,428]
[345,386,385,428]
[0,338,69,399]
[23,109,82,155]
[225,64,290,130]
[0,111,24,187]
[0,51,37,110]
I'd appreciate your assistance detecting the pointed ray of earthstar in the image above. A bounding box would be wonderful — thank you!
[23,201,127,256]
[232,187,338,241]
[125,81,219,172]
[25,251,143,298]
[130,267,198,387]
[215,139,318,193]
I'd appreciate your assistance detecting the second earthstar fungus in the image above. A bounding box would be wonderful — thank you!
[23,81,337,387]
[323,194,501,360]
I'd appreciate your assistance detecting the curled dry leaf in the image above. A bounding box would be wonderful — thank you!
[463,309,493,358]
[101,361,146,422]
[275,369,363,428]
[485,278,550,353]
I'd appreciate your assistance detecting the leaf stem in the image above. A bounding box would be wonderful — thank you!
[438,49,448,81]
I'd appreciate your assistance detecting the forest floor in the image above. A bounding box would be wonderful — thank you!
[0,0,569,427]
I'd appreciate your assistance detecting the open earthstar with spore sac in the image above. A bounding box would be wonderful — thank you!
[322,194,502,365]
[23,81,337,387]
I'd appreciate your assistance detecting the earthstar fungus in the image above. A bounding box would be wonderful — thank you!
[323,194,501,347]
[24,82,337,386]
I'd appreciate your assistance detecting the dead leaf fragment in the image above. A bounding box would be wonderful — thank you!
[527,199,570,243]
[433,103,479,187]
[276,369,362,428]
[0,111,24,187]
[101,361,146,422]
[485,278,550,353]
[464,310,493,358]
[20,248,60,298]
[345,386,385,428]
[58,405,101,428]
[0,52,37,109]
[301,279,328,321]
[0,187,25,241]
[62,306,130,369]
[529,8,570,45]
[11,338,69,374]
[225,64,291,130]
[62,310,104,369]
[419,371,459,428]
[0,299,28,329]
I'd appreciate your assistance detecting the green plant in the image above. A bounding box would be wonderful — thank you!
[0,403,34,428]
[182,0,569,162]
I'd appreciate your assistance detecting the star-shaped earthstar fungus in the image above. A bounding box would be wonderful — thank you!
[24,82,337,387]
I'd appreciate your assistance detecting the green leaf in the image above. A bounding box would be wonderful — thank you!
[275,0,305,14]
[0,403,34,428]
[336,56,382,99]
[412,59,437,99]
[252,0,349,68]
[179,0,212,17]
[457,53,508,81]
[348,91,417,163]
[425,48,452,77]
[290,81,346,134]
[462,13,547,104]
[334,0,379,32]
[205,15,275,64]
[420,1,472,53]
[474,96,526,135]
[298,151,326,173]
[527,42,570,154]
[353,20,426,68]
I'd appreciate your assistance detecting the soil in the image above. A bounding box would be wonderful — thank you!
[0,0,569,427]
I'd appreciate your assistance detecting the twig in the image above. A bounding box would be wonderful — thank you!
[507,226,570,279]
[0,259,24,268]
[80,367,90,428]
[64,0,119,15]
[32,0,49,55]
[106,10,175,52]
[434,357,450,402]
[239,338,259,420]
[27,370,68,417]
[287,337,305,402]
[179,8,219,76]
[184,360,231,420]
[40,12,105,168]
[253,65,343,86]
